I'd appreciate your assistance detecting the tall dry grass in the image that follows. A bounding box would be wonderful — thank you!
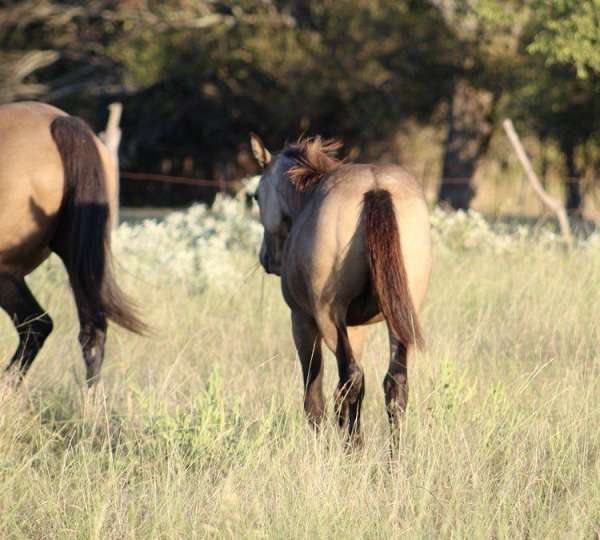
[0,230,599,538]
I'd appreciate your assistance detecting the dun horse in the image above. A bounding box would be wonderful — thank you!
[0,102,145,386]
[251,134,431,445]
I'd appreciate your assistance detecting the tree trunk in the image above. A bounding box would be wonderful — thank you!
[561,141,582,214]
[438,79,495,210]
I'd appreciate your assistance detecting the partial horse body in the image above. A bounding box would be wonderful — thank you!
[0,101,144,385]
[251,134,431,445]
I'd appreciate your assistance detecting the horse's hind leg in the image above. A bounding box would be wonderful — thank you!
[331,324,366,445]
[0,275,53,381]
[76,311,107,387]
[53,246,107,387]
[67,285,107,386]
[292,312,325,427]
[383,333,409,448]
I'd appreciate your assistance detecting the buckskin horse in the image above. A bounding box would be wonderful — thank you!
[250,134,431,446]
[0,102,145,386]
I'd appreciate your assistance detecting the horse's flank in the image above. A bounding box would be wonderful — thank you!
[0,102,67,276]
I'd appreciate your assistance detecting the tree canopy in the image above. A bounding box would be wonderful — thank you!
[1,0,598,209]
[528,0,600,78]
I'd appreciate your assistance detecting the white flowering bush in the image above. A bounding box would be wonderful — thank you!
[430,207,600,254]
[102,177,599,292]
[429,208,533,255]
[113,193,262,292]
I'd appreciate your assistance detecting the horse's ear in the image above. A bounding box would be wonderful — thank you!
[250,132,272,168]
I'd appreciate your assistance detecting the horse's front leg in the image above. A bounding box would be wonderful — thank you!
[331,324,367,446]
[291,311,325,428]
[0,275,53,382]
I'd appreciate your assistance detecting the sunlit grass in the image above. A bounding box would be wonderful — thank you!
[0,213,599,538]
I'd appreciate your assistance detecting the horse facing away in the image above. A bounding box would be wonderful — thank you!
[0,101,145,386]
[250,133,431,446]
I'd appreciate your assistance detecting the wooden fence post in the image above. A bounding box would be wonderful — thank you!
[100,102,122,228]
[502,118,572,248]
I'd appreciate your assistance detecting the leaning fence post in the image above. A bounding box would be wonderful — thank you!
[502,118,572,248]
[100,102,122,229]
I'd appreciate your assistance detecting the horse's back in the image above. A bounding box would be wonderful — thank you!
[0,102,67,275]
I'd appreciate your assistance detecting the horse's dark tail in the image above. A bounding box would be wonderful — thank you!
[50,115,146,334]
[363,190,424,349]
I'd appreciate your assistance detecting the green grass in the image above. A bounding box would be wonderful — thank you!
[0,245,599,538]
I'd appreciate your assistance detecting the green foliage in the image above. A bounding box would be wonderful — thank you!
[475,0,600,78]
[528,0,600,78]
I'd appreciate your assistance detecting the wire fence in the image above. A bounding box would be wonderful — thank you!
[121,171,597,187]
[120,171,238,188]
[118,169,600,225]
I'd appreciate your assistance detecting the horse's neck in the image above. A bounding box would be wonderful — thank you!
[285,187,321,224]
[276,173,303,222]
[278,163,328,222]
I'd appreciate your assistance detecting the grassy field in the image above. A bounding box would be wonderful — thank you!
[0,208,599,538]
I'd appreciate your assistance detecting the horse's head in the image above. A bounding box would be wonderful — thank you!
[250,133,343,276]
[250,133,292,275]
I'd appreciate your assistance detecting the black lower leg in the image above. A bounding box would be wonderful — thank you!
[301,345,325,427]
[383,339,408,436]
[7,315,54,378]
[292,313,325,427]
[334,326,364,444]
[79,318,107,386]
[0,276,53,381]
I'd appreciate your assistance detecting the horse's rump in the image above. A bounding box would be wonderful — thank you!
[362,189,424,348]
